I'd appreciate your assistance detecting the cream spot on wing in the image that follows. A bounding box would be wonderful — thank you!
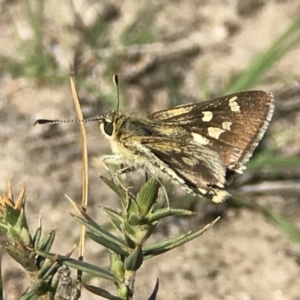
[192,133,210,145]
[222,121,232,130]
[229,96,240,112]
[212,190,231,203]
[235,165,246,174]
[207,127,225,139]
[215,182,225,188]
[202,111,213,122]
[198,187,207,194]
[172,106,195,115]
[153,105,195,119]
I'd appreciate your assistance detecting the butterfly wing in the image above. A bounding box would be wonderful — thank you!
[149,91,274,175]
[122,136,229,201]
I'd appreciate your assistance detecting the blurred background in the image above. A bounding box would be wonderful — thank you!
[1,0,300,299]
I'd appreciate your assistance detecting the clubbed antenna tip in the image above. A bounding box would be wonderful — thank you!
[113,74,120,111]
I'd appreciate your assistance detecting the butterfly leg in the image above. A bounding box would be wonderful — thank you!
[100,155,123,168]
[99,154,127,179]
[152,177,170,210]
[100,155,137,179]
[100,156,169,207]
[99,155,128,189]
[114,166,137,175]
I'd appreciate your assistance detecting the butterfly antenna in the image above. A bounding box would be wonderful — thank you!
[113,74,120,111]
[34,117,101,126]
[34,76,121,126]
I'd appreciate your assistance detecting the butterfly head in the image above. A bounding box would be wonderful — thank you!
[99,110,125,139]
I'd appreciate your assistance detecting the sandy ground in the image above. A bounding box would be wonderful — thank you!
[1,0,300,299]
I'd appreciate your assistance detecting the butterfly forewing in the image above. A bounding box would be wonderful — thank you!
[149,91,274,175]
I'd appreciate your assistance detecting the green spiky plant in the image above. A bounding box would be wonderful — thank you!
[38,176,218,299]
[0,178,218,299]
[0,185,65,300]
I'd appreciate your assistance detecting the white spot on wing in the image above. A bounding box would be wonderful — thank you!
[212,190,231,203]
[207,127,225,139]
[198,187,207,194]
[229,96,240,112]
[202,111,213,122]
[235,165,246,174]
[192,133,210,145]
[222,121,232,130]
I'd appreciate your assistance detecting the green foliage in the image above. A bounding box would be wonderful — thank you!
[247,150,300,171]
[34,177,217,299]
[230,197,300,244]
[0,187,64,299]
[2,0,62,84]
[119,6,159,46]
[225,13,300,93]
[0,178,217,299]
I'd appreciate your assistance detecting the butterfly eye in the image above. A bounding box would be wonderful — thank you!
[103,121,114,136]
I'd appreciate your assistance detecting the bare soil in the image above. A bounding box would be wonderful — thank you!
[1,1,300,299]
